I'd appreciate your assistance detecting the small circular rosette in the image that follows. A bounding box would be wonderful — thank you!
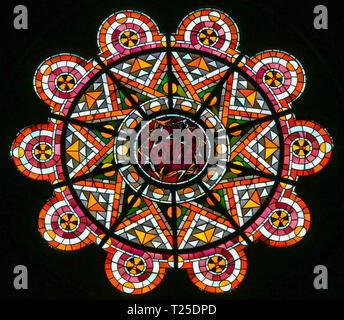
[173,9,240,61]
[97,10,165,61]
[181,243,247,293]
[286,120,333,176]
[38,192,92,251]
[253,193,311,247]
[10,121,63,182]
[105,248,166,294]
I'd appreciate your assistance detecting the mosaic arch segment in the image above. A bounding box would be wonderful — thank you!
[10,8,333,294]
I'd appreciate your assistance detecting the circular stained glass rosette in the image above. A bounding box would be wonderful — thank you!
[10,9,333,294]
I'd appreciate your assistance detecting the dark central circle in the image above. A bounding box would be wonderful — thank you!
[137,115,208,184]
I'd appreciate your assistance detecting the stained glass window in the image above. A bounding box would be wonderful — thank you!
[10,8,333,295]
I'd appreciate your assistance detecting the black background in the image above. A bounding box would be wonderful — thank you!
[1,0,343,303]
